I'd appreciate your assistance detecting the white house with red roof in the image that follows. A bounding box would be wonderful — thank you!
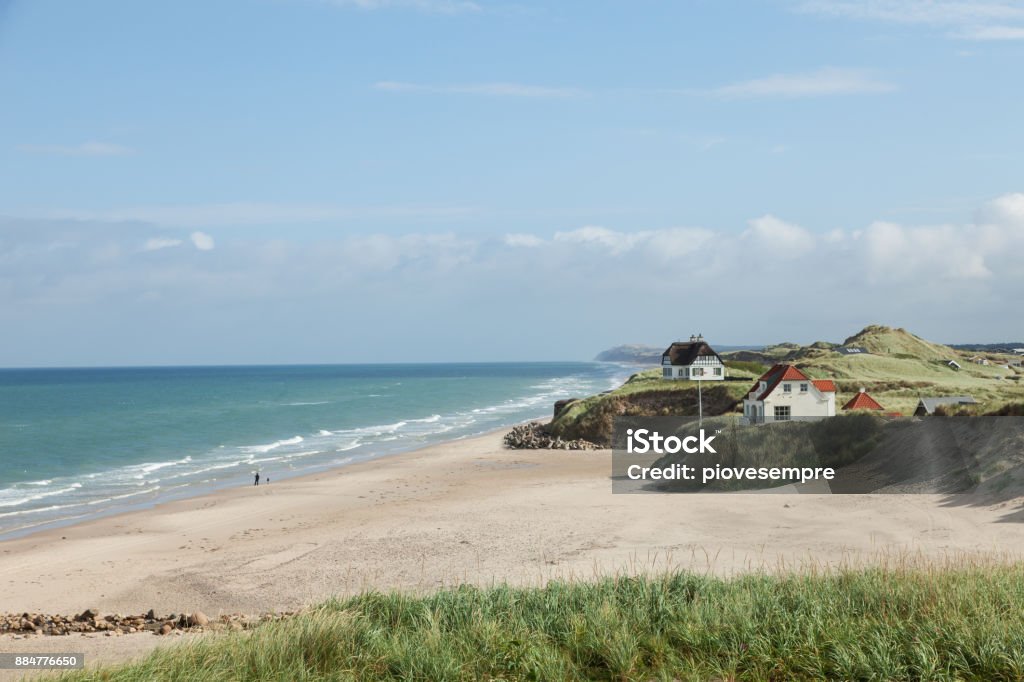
[743,364,836,423]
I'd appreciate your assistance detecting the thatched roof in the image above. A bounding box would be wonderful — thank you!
[661,341,722,366]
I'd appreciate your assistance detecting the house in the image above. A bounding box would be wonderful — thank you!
[661,335,725,381]
[914,396,978,416]
[947,360,961,371]
[743,364,836,423]
[969,356,990,366]
[842,388,884,411]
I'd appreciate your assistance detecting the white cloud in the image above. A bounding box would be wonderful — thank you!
[546,225,716,261]
[503,233,545,248]
[374,81,586,98]
[797,1,1024,25]
[956,24,1024,39]
[713,68,896,98]
[17,141,135,157]
[325,0,480,13]
[143,238,183,252]
[797,1,1024,40]
[642,228,716,260]
[190,232,215,251]
[553,226,649,255]
[743,215,816,256]
[857,221,994,280]
[977,192,1024,225]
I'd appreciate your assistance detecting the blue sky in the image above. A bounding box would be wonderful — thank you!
[2,0,1023,366]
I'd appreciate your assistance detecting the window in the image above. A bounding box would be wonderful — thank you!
[663,368,672,379]
[783,383,792,393]
[774,405,791,421]
[713,367,722,376]
[800,383,808,392]
[693,367,704,377]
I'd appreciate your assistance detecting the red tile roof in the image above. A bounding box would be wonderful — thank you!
[842,391,884,411]
[748,364,835,401]
[812,379,836,393]
[752,364,813,401]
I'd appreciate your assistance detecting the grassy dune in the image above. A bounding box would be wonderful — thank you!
[748,326,1024,415]
[558,327,1024,440]
[57,566,1024,681]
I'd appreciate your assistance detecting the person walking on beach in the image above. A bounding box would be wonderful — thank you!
[254,472,260,486]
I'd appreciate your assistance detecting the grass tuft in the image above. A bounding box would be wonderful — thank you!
[56,566,1024,681]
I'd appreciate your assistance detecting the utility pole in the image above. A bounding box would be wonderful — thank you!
[697,375,703,428]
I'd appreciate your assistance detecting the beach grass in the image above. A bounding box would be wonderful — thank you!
[56,564,1024,681]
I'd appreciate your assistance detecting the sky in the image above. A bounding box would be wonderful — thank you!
[1,0,1023,366]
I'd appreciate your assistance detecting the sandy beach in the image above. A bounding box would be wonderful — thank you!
[3,426,1024,675]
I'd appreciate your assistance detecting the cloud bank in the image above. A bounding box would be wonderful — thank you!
[2,193,1023,365]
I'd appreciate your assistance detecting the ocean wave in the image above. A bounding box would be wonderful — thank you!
[127,456,193,479]
[284,401,330,406]
[86,486,161,506]
[0,503,80,520]
[242,435,304,454]
[0,483,83,508]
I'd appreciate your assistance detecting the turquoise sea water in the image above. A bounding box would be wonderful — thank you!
[0,362,627,539]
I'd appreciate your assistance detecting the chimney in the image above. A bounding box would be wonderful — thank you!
[859,387,866,393]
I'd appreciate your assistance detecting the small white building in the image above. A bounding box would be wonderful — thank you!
[661,335,725,381]
[743,364,836,423]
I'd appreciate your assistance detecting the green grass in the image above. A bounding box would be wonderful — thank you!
[794,353,1024,416]
[724,359,769,376]
[717,326,1024,416]
[548,371,753,445]
[57,567,1024,681]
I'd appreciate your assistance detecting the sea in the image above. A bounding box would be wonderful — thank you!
[0,362,628,540]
